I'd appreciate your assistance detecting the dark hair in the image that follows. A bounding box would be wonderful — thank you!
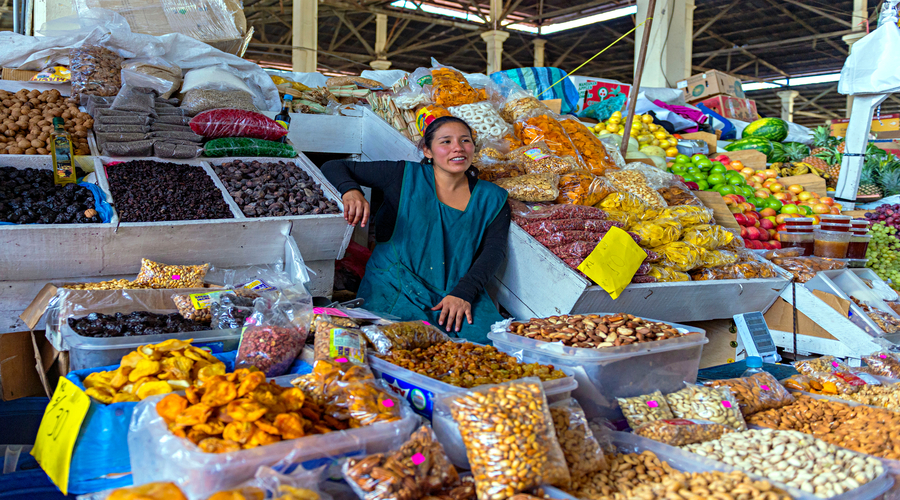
[417,116,474,154]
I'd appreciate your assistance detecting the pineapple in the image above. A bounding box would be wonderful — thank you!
[807,125,841,185]
[809,125,835,156]
[880,169,900,197]
[858,167,883,199]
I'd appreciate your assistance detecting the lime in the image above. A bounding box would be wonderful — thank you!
[695,179,710,191]
[799,205,813,215]
[727,176,745,186]
[780,204,800,215]
[675,154,691,164]
[766,198,784,211]
[717,185,735,196]
[707,173,726,186]
[696,159,713,169]
[681,173,698,183]
[740,186,756,198]
[691,154,708,164]
[710,164,728,174]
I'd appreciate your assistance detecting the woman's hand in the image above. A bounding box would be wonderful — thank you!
[341,190,370,227]
[431,295,472,332]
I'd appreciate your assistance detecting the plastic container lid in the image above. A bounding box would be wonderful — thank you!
[852,219,870,227]
[779,231,814,239]
[820,223,851,232]
[784,217,814,225]
[814,229,852,240]
[820,214,852,221]
[745,355,763,368]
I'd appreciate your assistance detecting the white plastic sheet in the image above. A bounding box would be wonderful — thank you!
[838,22,900,96]
[0,9,280,111]
[634,90,698,132]
[359,69,409,87]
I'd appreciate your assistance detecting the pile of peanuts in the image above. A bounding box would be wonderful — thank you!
[836,382,900,410]
[549,403,607,481]
[747,394,900,460]
[683,429,882,498]
[509,314,699,349]
[566,451,791,500]
[449,381,569,500]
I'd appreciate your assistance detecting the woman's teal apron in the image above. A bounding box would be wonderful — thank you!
[357,162,508,344]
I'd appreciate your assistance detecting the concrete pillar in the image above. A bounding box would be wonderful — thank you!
[776,90,799,122]
[843,31,867,118]
[635,0,695,88]
[292,0,317,72]
[852,0,868,30]
[481,30,510,74]
[370,13,391,69]
[533,39,546,67]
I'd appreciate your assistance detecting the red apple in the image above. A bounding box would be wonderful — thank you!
[749,240,765,250]
[776,223,787,232]
[758,229,770,241]
[731,194,746,204]
[759,219,776,230]
[740,226,750,239]
[733,213,748,226]
[759,208,777,218]
[745,227,762,240]
[769,240,782,249]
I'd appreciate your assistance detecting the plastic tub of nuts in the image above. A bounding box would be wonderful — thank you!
[51,288,242,371]
[369,343,577,419]
[488,314,708,421]
[543,431,892,500]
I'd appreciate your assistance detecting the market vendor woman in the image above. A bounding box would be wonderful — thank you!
[322,117,510,343]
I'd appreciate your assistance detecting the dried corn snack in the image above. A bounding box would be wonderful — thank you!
[606,170,667,208]
[658,205,714,226]
[655,242,704,272]
[648,265,691,282]
[598,192,648,214]
[682,224,736,250]
[630,218,683,248]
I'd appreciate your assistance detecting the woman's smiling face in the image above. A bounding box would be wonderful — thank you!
[423,121,475,174]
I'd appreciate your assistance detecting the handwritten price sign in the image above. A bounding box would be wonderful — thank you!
[31,377,90,494]
[578,227,647,299]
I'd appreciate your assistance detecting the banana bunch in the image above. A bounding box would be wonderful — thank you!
[772,162,829,179]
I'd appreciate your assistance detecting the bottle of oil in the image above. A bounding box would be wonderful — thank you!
[51,117,76,185]
[274,95,293,143]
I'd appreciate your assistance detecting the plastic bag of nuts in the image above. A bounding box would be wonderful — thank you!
[633,419,735,446]
[446,378,570,500]
[605,170,667,209]
[70,45,123,97]
[549,399,607,480]
[342,426,459,500]
[236,298,308,376]
[862,352,900,378]
[134,259,210,288]
[172,288,259,324]
[703,371,795,417]
[313,315,366,363]
[617,390,674,429]
[682,384,747,430]
[493,173,560,202]
[794,356,850,376]
[361,321,450,355]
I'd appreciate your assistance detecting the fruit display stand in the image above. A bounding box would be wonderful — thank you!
[767,269,897,360]
[489,223,792,323]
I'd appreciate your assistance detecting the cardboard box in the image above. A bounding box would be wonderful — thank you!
[763,290,850,341]
[75,0,251,55]
[678,70,746,102]
[830,114,900,138]
[568,76,630,114]
[700,95,759,122]
[2,68,39,81]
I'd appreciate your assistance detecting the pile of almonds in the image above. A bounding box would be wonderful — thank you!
[509,314,700,349]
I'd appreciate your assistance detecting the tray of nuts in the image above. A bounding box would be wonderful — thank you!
[544,431,805,500]
[489,315,708,421]
[370,339,576,419]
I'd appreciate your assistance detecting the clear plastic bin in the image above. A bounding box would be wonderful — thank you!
[487,321,707,421]
[542,431,893,500]
[369,355,577,419]
[128,393,419,500]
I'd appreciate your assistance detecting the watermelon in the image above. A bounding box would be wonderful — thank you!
[741,118,789,142]
[725,138,774,157]
[769,142,787,163]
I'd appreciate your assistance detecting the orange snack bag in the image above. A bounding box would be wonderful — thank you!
[560,118,619,177]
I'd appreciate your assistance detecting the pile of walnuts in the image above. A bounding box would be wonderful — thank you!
[0,89,92,155]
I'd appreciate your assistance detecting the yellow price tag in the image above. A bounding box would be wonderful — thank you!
[577,227,647,299]
[31,377,91,495]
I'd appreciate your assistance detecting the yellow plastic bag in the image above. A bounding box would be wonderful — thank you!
[655,242,704,272]
[648,265,691,282]
[682,224,736,250]
[659,205,714,226]
[630,218,683,248]
[598,192,648,214]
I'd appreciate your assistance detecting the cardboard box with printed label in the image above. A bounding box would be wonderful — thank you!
[568,75,630,114]
[678,70,746,102]
[700,95,759,122]
[830,114,900,138]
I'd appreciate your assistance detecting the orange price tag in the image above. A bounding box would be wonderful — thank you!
[31,377,91,495]
[577,227,647,299]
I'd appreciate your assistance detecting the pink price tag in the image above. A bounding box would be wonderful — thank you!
[722,401,732,408]
[832,361,840,368]
[411,453,425,465]
[760,385,770,391]
[381,399,395,408]
[882,354,888,359]
[335,357,348,363]
[422,321,431,326]
[647,400,659,408]
[171,275,181,280]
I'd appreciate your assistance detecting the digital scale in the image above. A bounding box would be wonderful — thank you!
[733,312,780,363]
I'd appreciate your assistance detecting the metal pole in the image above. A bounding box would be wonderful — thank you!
[620,0,657,159]
[13,0,21,34]
[791,281,798,361]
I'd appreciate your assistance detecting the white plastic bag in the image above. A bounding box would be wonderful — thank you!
[634,91,698,132]
[838,22,900,95]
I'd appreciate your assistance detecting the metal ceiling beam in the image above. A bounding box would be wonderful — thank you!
[693,0,740,40]
[336,13,377,55]
[393,23,438,51]
[499,0,525,23]
[551,30,591,67]
[794,85,838,112]
[387,30,483,57]
[764,0,848,56]
[782,0,853,27]
[795,93,842,119]
[385,18,412,51]
[323,0,483,31]
[692,30,854,57]
[705,31,789,77]
[511,0,612,25]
